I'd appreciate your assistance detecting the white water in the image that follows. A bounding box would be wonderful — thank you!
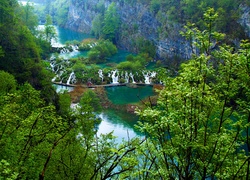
[98,69,104,82]
[142,71,157,84]
[19,1,38,6]
[67,72,75,85]
[129,72,136,83]
[124,72,129,83]
[54,84,74,93]
[110,70,119,84]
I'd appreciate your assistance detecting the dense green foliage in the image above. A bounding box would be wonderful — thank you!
[136,9,250,179]
[117,53,152,71]
[0,79,141,179]
[31,0,69,26]
[0,71,17,95]
[91,2,120,42]
[87,40,118,63]
[1,1,250,179]
[0,0,56,103]
[117,0,246,38]
[16,1,38,33]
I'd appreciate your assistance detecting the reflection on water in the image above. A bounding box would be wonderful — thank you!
[97,109,143,143]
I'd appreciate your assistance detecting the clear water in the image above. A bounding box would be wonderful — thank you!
[97,109,143,143]
[55,27,132,65]
[105,85,154,105]
[56,26,94,44]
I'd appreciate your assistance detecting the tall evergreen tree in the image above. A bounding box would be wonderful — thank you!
[102,2,120,42]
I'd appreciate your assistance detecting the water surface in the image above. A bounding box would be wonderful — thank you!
[56,26,94,44]
[106,85,154,105]
[97,109,143,143]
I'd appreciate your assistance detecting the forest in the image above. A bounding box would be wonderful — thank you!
[0,0,250,179]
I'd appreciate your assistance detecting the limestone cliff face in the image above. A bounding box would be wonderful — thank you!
[239,4,250,37]
[64,0,192,61]
[64,0,249,61]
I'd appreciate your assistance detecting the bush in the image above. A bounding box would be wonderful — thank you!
[87,40,117,63]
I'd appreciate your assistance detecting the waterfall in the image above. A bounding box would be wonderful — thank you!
[145,74,150,84]
[67,72,75,85]
[125,72,129,83]
[111,70,119,84]
[50,61,56,71]
[142,71,156,84]
[52,75,57,82]
[98,69,104,82]
[129,72,136,83]
[60,47,70,54]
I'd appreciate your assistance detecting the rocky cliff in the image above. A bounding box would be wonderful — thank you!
[239,4,250,37]
[64,0,191,62]
[64,0,249,62]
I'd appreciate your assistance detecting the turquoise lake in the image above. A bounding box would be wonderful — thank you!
[56,26,94,44]
[106,85,154,105]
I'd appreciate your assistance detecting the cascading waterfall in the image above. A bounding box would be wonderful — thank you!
[98,69,104,82]
[67,72,76,85]
[129,72,136,83]
[46,26,158,85]
[142,71,157,84]
[110,70,119,84]
[60,47,70,54]
[52,75,57,82]
[124,72,129,83]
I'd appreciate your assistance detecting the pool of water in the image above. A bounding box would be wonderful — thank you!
[105,85,154,105]
[97,109,143,143]
[56,26,94,44]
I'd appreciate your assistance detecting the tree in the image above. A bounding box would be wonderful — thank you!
[0,83,71,179]
[102,2,120,42]
[0,46,4,57]
[52,0,70,26]
[0,71,17,95]
[79,90,102,113]
[18,1,38,33]
[44,14,56,43]
[135,8,249,179]
[91,14,103,38]
[87,40,117,63]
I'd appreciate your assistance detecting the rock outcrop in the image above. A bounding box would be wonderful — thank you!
[64,0,249,61]
[239,4,250,37]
